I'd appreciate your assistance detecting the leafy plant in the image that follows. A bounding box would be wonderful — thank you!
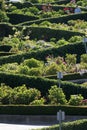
[48,85,67,105]
[68,94,83,106]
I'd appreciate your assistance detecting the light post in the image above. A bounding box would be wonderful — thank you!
[57,72,63,88]
[83,37,87,54]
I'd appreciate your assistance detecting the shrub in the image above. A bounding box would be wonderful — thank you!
[68,36,82,43]
[22,58,44,68]
[45,63,60,75]
[48,85,67,105]
[30,98,45,105]
[80,54,87,69]
[18,65,29,75]
[56,38,69,46]
[65,54,77,66]
[0,83,12,104]
[68,94,84,106]
[28,68,42,76]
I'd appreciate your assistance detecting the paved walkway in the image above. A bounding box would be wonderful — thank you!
[0,123,50,130]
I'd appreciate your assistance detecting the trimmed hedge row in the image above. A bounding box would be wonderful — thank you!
[44,72,87,81]
[0,52,16,56]
[9,2,33,9]
[0,42,85,65]
[40,119,87,130]
[34,0,71,5]
[0,105,87,115]
[0,23,14,38]
[7,13,39,24]
[20,12,87,26]
[36,4,87,12]
[0,72,87,99]
[24,27,84,41]
[0,45,12,52]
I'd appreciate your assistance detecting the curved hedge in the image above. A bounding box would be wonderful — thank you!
[0,105,87,115]
[19,12,87,26]
[9,2,33,9]
[41,119,87,130]
[0,42,85,65]
[0,72,87,99]
[0,45,12,52]
[0,23,14,38]
[7,13,39,24]
[23,27,84,41]
[44,72,87,81]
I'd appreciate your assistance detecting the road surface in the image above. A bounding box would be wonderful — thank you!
[0,123,50,130]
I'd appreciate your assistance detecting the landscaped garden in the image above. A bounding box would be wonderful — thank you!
[0,0,87,129]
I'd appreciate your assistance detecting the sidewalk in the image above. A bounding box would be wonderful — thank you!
[0,123,50,130]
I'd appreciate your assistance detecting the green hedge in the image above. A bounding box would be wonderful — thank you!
[0,52,16,56]
[0,23,14,38]
[44,72,87,81]
[34,0,70,5]
[20,12,87,26]
[0,45,12,52]
[9,2,33,9]
[7,13,39,24]
[36,4,87,12]
[40,119,87,130]
[23,27,84,41]
[0,105,87,115]
[0,72,87,99]
[0,42,85,65]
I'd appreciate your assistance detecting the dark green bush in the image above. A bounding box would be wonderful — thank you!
[9,2,33,9]
[44,72,87,81]
[40,119,87,130]
[7,13,38,24]
[0,105,87,115]
[0,45,12,52]
[20,12,87,26]
[0,23,14,38]
[0,52,15,56]
[23,27,84,41]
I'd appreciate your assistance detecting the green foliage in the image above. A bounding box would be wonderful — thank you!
[18,65,29,75]
[12,85,41,104]
[68,94,83,106]
[0,83,12,104]
[28,6,39,15]
[65,54,77,66]
[56,38,69,46]
[80,54,87,69]
[28,68,42,76]
[81,54,87,63]
[0,10,9,22]
[68,36,82,43]
[48,85,67,105]
[30,98,45,105]
[0,72,87,100]
[0,84,41,105]
[41,119,87,130]
[22,58,44,68]
[45,63,59,75]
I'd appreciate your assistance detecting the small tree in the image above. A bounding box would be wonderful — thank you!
[48,85,67,105]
